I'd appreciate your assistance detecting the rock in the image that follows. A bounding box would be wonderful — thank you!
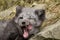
[30,36,60,40]
[30,19,60,40]
[40,19,60,39]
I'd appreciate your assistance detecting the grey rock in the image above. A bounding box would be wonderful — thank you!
[40,20,60,39]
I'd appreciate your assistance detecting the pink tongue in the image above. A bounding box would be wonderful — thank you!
[23,30,28,38]
[28,25,32,30]
[23,25,32,38]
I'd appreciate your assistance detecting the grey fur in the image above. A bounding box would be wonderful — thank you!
[0,6,45,40]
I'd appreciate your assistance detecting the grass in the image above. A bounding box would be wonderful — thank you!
[0,0,60,27]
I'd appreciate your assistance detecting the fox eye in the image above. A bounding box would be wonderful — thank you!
[19,17,23,19]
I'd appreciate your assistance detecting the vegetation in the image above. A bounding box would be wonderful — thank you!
[0,0,60,11]
[0,0,60,27]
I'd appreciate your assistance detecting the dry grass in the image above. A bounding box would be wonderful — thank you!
[0,0,60,27]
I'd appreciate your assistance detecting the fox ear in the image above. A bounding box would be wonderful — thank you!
[35,9,45,20]
[16,5,22,17]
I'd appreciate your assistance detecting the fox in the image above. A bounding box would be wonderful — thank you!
[0,6,45,40]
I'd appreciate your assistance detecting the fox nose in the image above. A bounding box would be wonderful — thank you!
[22,22,25,24]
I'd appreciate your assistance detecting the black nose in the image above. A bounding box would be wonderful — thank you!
[22,22,25,24]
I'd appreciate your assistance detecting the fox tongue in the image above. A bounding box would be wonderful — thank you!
[23,25,32,38]
[23,29,28,38]
[28,25,32,30]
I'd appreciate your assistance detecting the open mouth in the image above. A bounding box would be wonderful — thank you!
[21,25,32,38]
